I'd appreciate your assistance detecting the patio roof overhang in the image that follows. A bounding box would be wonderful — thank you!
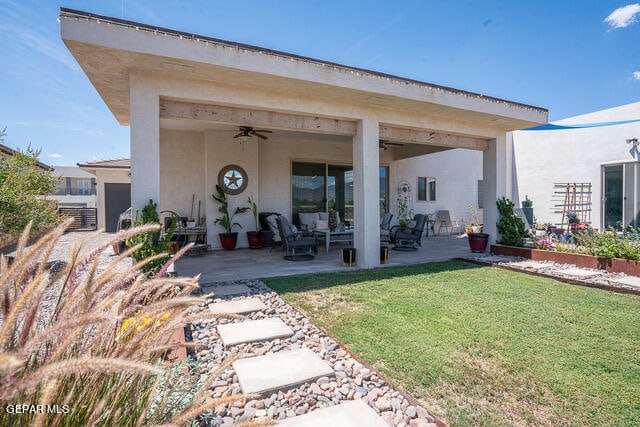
[60,8,547,139]
[59,7,549,268]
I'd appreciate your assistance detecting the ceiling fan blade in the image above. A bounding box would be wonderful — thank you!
[386,142,404,146]
[254,129,273,133]
[232,132,244,138]
[254,132,268,140]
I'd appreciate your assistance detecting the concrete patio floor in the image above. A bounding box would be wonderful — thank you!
[175,234,472,285]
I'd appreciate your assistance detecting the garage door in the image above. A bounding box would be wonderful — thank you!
[105,183,131,232]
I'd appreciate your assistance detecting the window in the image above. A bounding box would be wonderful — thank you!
[418,177,436,201]
[477,180,484,209]
[77,179,90,195]
[291,162,389,225]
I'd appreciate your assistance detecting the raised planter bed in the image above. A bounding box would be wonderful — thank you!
[491,244,640,276]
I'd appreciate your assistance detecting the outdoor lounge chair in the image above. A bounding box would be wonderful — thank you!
[380,212,393,243]
[435,210,458,236]
[390,214,426,250]
[276,216,317,261]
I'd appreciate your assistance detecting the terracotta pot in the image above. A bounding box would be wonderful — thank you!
[218,232,238,250]
[246,231,263,249]
[468,233,489,253]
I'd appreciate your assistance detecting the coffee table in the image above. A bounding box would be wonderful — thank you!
[313,229,354,254]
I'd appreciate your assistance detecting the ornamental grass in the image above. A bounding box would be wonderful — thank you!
[0,220,261,426]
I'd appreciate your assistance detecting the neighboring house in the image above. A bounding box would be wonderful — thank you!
[512,101,640,231]
[78,159,131,232]
[0,143,50,170]
[50,166,97,208]
[60,8,547,267]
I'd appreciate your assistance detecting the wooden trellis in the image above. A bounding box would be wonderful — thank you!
[552,183,592,229]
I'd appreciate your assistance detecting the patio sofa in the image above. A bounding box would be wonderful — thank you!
[297,211,343,231]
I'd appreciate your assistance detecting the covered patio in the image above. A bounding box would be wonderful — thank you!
[61,8,547,270]
[176,234,471,285]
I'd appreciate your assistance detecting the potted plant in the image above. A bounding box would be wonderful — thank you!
[212,184,249,250]
[397,191,412,228]
[521,195,534,227]
[467,203,483,233]
[246,195,263,249]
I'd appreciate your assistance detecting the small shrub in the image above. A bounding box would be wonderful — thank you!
[126,199,175,274]
[496,197,528,247]
[0,129,60,238]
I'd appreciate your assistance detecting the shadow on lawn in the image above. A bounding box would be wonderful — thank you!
[263,259,486,293]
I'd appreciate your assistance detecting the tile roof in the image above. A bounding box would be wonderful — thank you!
[77,158,131,169]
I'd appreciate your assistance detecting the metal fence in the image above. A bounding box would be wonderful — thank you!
[59,207,98,231]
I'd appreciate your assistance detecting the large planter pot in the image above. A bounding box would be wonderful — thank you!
[468,233,489,253]
[218,232,238,250]
[521,206,533,227]
[246,231,263,249]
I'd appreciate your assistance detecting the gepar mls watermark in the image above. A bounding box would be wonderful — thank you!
[5,404,69,414]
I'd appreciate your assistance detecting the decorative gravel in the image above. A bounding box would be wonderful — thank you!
[190,280,439,427]
[463,253,640,294]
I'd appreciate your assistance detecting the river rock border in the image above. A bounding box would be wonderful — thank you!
[461,254,640,295]
[190,279,440,427]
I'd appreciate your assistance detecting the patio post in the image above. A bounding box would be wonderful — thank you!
[130,73,160,213]
[353,118,380,267]
[482,133,512,243]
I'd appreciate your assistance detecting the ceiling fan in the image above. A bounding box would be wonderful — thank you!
[379,140,404,150]
[233,126,273,140]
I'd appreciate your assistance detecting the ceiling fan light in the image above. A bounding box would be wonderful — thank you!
[238,134,252,142]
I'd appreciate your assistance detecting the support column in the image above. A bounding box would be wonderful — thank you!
[130,74,160,213]
[483,133,512,243]
[353,118,380,267]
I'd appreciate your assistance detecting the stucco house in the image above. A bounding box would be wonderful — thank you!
[0,142,50,170]
[512,101,640,231]
[50,166,97,208]
[78,158,131,232]
[60,8,547,267]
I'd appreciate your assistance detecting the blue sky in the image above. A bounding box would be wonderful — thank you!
[1,0,639,166]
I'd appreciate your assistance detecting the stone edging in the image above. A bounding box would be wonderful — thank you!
[458,256,640,296]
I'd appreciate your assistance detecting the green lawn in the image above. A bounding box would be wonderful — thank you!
[264,261,640,426]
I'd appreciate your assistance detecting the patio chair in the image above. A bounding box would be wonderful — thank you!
[435,210,458,236]
[276,216,317,261]
[380,212,393,243]
[390,214,426,250]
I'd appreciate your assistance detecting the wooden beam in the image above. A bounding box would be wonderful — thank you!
[160,99,357,135]
[379,126,489,151]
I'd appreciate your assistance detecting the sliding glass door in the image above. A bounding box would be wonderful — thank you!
[292,162,388,226]
[292,162,326,219]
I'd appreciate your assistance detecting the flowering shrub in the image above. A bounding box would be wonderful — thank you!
[536,238,554,250]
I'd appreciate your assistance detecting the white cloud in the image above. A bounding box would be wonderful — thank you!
[604,4,640,29]
[634,71,640,80]
[48,153,63,159]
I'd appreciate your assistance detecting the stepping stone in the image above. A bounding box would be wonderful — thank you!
[476,255,508,263]
[210,297,267,314]
[563,268,600,278]
[233,348,334,395]
[278,399,388,426]
[614,276,640,288]
[218,318,294,346]
[512,261,542,269]
[201,283,251,297]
